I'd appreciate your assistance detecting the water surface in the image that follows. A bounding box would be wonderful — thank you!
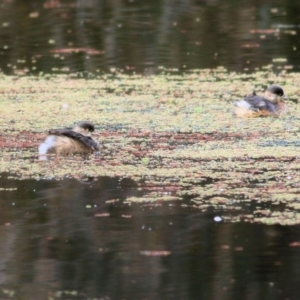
[0,0,299,75]
[1,1,300,299]
[0,174,300,299]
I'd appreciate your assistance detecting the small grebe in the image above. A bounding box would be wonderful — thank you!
[38,121,99,159]
[235,84,288,118]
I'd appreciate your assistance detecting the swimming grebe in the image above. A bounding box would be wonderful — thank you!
[38,121,99,159]
[234,84,288,118]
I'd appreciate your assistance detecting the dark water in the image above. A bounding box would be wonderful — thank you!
[0,0,299,75]
[1,174,300,300]
[1,1,300,299]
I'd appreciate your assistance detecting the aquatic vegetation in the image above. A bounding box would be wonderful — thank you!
[0,68,300,225]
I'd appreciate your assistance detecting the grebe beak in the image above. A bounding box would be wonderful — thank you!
[282,94,289,100]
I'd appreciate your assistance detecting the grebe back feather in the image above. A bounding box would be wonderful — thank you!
[234,84,288,118]
[38,121,99,158]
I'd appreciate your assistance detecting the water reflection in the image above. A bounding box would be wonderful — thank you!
[0,174,300,299]
[0,0,299,75]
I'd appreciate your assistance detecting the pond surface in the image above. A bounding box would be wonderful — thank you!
[0,174,300,300]
[1,1,300,299]
[0,0,299,75]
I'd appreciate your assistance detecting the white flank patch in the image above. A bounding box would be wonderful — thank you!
[236,100,251,110]
[38,135,56,155]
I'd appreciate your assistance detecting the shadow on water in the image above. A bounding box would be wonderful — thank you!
[0,174,300,299]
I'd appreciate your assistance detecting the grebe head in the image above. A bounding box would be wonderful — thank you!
[73,121,95,135]
[264,84,288,102]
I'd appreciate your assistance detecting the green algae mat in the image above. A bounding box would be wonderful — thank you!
[0,67,300,225]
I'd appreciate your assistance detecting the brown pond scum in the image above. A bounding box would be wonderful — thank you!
[0,67,300,225]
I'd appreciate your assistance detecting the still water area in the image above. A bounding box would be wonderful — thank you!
[0,175,300,299]
[0,0,299,75]
[1,0,300,299]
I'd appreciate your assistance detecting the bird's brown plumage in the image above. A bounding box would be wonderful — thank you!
[234,85,288,118]
[38,121,99,158]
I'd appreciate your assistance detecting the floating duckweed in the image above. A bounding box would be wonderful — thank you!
[0,69,300,224]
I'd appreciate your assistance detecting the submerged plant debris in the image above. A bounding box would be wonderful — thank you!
[0,67,300,225]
